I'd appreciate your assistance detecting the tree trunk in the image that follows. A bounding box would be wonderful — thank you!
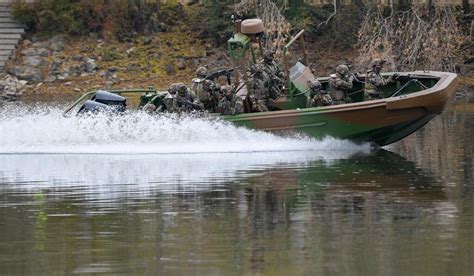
[351,0,364,7]
[462,0,470,14]
[427,0,433,13]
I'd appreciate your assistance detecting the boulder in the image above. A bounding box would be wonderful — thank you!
[8,66,43,82]
[143,37,153,45]
[50,60,62,75]
[24,56,44,67]
[44,76,57,83]
[0,75,27,101]
[72,54,84,62]
[47,35,66,52]
[165,61,176,75]
[69,64,87,76]
[37,48,50,57]
[22,39,32,47]
[85,58,98,73]
[21,48,38,56]
[177,59,186,70]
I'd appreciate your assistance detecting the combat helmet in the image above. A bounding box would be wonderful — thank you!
[176,82,187,96]
[263,50,275,63]
[196,67,208,78]
[371,58,386,68]
[168,83,178,94]
[336,64,349,76]
[308,80,322,90]
[250,63,264,74]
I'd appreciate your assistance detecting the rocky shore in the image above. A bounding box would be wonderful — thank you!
[0,27,238,104]
[0,74,27,103]
[0,18,472,105]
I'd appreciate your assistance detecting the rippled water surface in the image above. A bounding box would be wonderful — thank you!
[0,103,473,275]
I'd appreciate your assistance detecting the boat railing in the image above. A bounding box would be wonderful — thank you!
[389,79,428,98]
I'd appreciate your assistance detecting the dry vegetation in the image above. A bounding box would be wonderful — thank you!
[12,0,474,103]
[356,6,467,73]
[236,0,291,57]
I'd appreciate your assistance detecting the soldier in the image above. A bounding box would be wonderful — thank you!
[217,86,232,115]
[261,50,283,99]
[307,79,332,108]
[216,86,242,115]
[232,94,244,115]
[163,83,179,113]
[176,82,204,111]
[329,64,354,104]
[364,59,398,100]
[190,67,219,111]
[250,64,272,112]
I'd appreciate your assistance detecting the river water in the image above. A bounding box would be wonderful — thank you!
[0,101,473,275]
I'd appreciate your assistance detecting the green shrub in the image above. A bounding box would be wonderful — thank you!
[11,0,164,38]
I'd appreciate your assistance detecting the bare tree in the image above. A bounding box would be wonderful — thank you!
[356,5,465,73]
[235,0,291,58]
[462,0,470,14]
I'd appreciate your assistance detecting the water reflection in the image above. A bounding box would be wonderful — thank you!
[1,144,470,275]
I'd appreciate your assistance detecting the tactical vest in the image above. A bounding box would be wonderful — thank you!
[191,78,210,102]
[329,74,345,101]
[365,70,383,95]
[252,78,268,100]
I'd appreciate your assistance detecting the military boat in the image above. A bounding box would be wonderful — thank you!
[64,19,459,147]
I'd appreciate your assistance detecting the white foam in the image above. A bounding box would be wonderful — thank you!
[0,105,371,154]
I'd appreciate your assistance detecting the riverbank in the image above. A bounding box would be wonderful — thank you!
[1,3,473,104]
[6,34,357,104]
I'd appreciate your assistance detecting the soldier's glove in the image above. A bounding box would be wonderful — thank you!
[391,73,400,81]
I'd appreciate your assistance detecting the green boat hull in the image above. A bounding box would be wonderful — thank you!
[64,71,458,147]
[224,111,436,146]
[222,71,458,147]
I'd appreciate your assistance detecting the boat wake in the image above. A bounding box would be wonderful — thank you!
[0,105,371,155]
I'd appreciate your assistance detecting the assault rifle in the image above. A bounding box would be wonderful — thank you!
[206,68,234,85]
[177,98,203,110]
[349,73,364,83]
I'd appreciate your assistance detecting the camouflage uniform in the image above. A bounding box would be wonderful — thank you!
[190,67,219,111]
[176,83,204,111]
[262,51,283,99]
[364,59,396,100]
[307,79,332,108]
[165,83,204,112]
[329,64,353,105]
[217,86,243,115]
[250,64,272,112]
[163,83,179,112]
[143,103,157,113]
[232,95,244,115]
[217,90,232,115]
